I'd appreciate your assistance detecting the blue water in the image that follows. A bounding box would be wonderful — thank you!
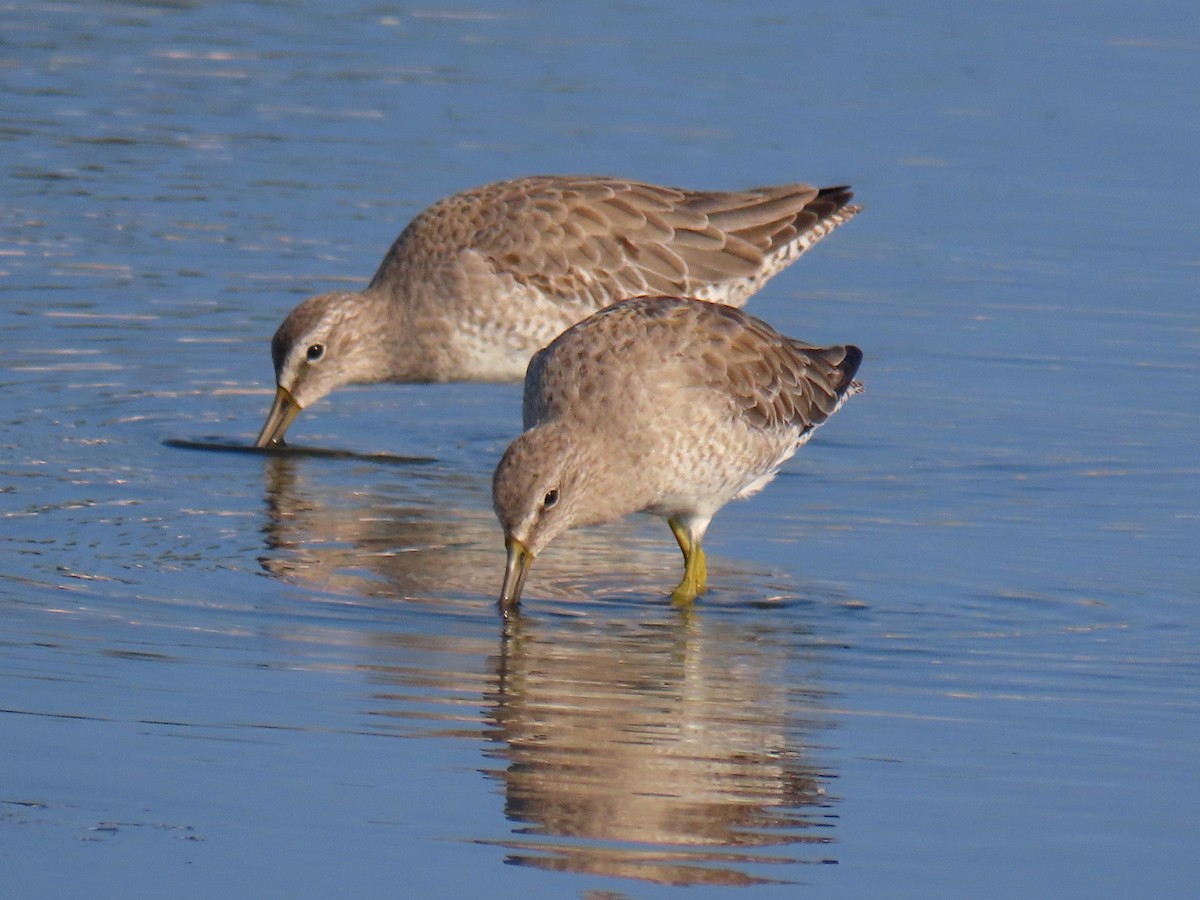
[2,1,1198,897]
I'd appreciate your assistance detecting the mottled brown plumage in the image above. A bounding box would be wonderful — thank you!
[493,296,863,613]
[256,175,860,446]
[370,176,856,309]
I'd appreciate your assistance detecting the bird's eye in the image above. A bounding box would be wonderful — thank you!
[306,344,325,362]
[542,489,559,509]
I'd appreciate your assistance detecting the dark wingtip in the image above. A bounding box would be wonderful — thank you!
[815,184,857,214]
[838,345,864,393]
[793,185,861,234]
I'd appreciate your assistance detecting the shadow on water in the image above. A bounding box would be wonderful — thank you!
[163,436,438,466]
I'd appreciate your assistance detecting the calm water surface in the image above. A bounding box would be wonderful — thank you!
[2,1,1198,898]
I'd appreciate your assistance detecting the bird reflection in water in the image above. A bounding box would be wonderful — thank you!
[257,453,500,602]
[478,615,839,886]
[257,453,706,606]
[255,455,841,886]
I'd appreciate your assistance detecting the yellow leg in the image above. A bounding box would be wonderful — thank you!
[668,517,708,606]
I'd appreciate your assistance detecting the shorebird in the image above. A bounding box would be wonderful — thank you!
[256,175,859,446]
[492,295,863,613]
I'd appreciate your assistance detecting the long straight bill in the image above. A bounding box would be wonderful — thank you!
[255,386,301,447]
[498,536,534,615]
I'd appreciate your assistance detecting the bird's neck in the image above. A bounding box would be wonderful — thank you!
[361,284,466,384]
[349,287,420,383]
[560,423,648,527]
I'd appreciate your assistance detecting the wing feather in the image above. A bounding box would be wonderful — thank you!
[370,176,859,310]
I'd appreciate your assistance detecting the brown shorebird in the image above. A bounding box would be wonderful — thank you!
[492,296,863,614]
[256,175,860,446]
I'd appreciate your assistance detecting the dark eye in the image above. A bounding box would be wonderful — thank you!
[542,489,559,509]
[306,343,325,362]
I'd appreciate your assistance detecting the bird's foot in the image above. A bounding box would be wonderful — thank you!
[669,545,707,607]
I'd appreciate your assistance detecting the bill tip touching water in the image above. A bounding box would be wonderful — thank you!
[255,289,391,447]
[492,296,863,615]
[254,174,860,448]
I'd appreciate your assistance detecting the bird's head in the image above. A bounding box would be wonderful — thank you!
[255,291,389,446]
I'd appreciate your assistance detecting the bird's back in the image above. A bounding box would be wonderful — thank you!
[523,296,861,438]
[367,175,859,312]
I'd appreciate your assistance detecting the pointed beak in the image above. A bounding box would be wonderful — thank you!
[255,386,302,448]
[499,536,535,614]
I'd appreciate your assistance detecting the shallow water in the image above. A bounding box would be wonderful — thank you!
[3,1,1198,898]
